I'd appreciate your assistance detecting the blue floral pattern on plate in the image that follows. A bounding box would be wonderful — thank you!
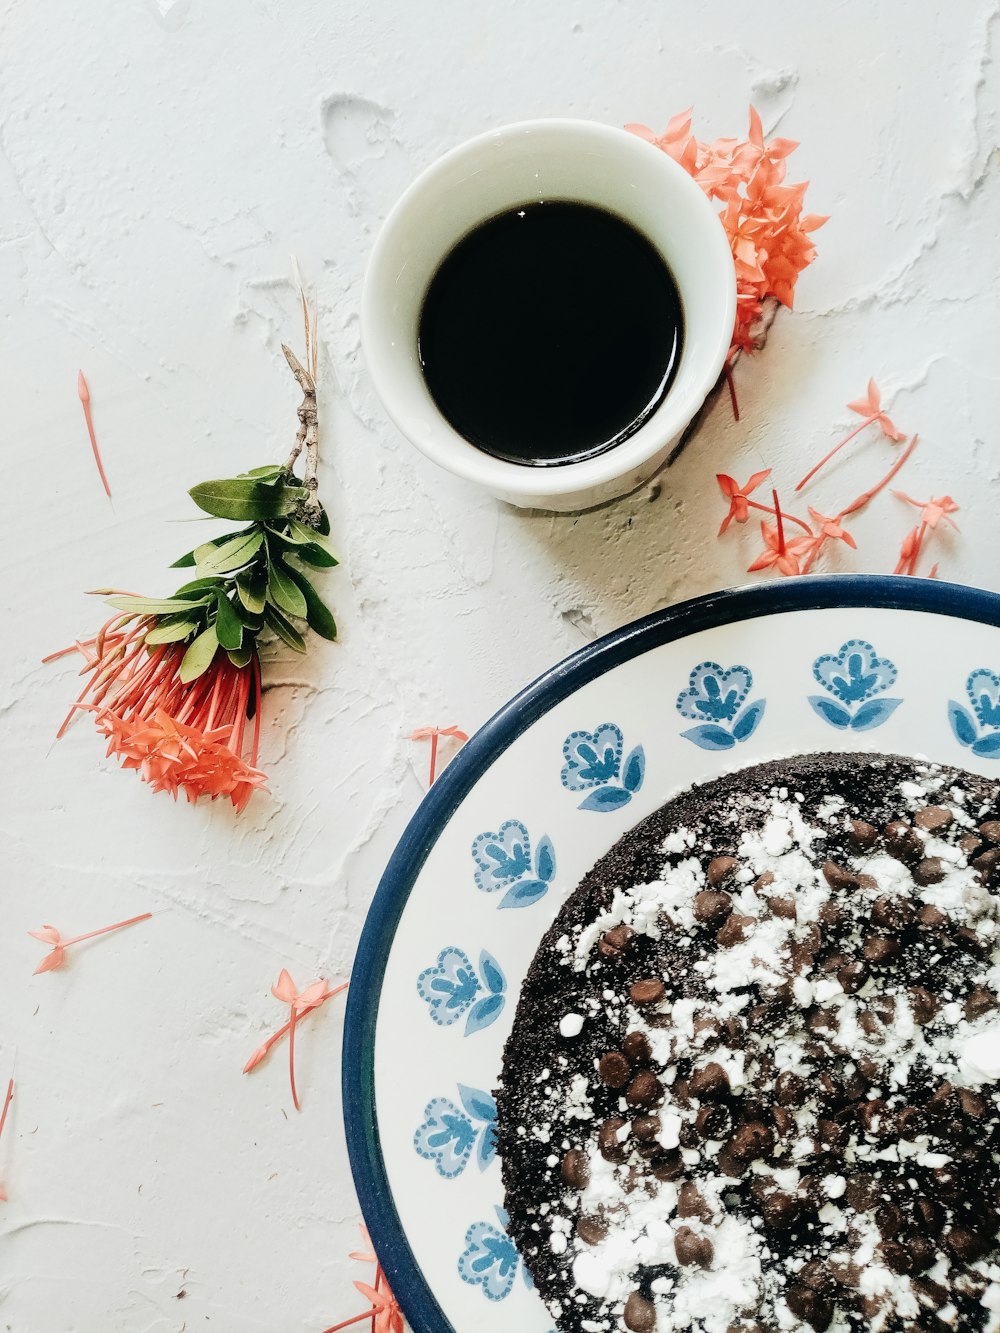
[416,947,507,1036]
[676,661,765,750]
[949,669,1000,758]
[414,1085,497,1178]
[561,722,645,811]
[471,820,556,909]
[808,639,902,731]
[458,1206,532,1301]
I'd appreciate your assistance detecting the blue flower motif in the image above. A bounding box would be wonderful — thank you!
[561,723,645,812]
[562,723,623,789]
[969,669,1000,728]
[676,662,752,722]
[676,662,765,750]
[414,1085,498,1178]
[808,640,902,732]
[472,821,556,909]
[949,669,1000,758]
[414,1098,477,1178]
[458,1206,526,1301]
[417,948,507,1036]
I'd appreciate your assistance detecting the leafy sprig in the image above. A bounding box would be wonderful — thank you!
[104,347,337,685]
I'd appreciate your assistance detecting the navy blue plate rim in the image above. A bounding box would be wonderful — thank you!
[342,574,1000,1333]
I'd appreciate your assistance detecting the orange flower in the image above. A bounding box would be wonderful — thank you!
[324,1226,404,1333]
[747,523,815,577]
[892,492,960,530]
[29,913,152,974]
[716,469,772,533]
[49,613,266,811]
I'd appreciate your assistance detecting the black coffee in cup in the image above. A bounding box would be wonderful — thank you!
[417,201,684,468]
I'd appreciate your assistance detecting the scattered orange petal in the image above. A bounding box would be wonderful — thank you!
[77,370,113,498]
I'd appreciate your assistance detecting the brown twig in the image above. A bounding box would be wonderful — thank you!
[282,343,321,524]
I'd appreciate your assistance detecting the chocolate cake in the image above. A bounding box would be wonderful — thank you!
[496,753,1000,1332]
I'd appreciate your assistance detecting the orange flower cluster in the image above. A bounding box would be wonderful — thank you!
[48,613,266,811]
[627,107,827,353]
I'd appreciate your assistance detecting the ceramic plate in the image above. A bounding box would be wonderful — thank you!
[343,575,1000,1333]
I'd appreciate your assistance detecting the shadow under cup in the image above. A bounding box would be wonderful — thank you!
[362,120,736,512]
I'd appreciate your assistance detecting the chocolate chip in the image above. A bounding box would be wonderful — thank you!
[862,935,900,963]
[837,960,869,993]
[633,1113,661,1142]
[906,1235,936,1272]
[915,1197,945,1235]
[753,871,776,892]
[816,1117,847,1150]
[879,1240,913,1275]
[960,833,986,859]
[894,1105,924,1139]
[674,1225,713,1268]
[717,1143,747,1178]
[622,1030,652,1065]
[884,819,923,863]
[598,1050,632,1088]
[973,846,1000,884]
[761,1190,800,1229]
[716,913,754,948]
[800,1261,836,1296]
[774,1071,806,1106]
[913,1277,949,1311]
[678,1181,712,1220]
[560,1148,590,1188]
[768,896,797,920]
[875,1201,904,1237]
[909,986,938,1024]
[849,819,878,851]
[822,859,861,891]
[944,1225,991,1263]
[730,1121,774,1163]
[688,1062,731,1101]
[695,1102,731,1140]
[652,1152,683,1181]
[693,1015,722,1043]
[772,1106,794,1137]
[635,1137,665,1160]
[964,984,998,1020]
[958,1087,987,1118]
[913,856,945,886]
[706,855,739,888]
[870,895,914,929]
[917,903,948,928]
[693,889,733,927]
[598,924,635,961]
[856,1099,889,1136]
[845,1173,879,1212]
[785,1285,833,1332]
[623,1291,657,1333]
[629,979,665,1007]
[597,1117,629,1163]
[956,924,988,955]
[915,805,954,832]
[819,900,841,927]
[979,820,1000,844]
[625,1070,663,1110]
[576,1214,608,1246]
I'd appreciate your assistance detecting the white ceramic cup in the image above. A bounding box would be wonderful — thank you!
[362,118,736,512]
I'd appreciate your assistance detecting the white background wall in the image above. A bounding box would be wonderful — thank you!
[2,1,1000,1328]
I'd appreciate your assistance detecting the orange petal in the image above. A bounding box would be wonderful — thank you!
[271,969,298,1004]
[33,947,65,974]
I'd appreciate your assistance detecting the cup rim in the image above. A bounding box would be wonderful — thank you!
[361,117,736,500]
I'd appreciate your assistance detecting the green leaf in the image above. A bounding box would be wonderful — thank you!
[195,528,264,575]
[263,603,307,653]
[188,478,306,522]
[107,595,211,616]
[240,465,285,480]
[290,542,338,569]
[179,625,219,683]
[174,577,225,596]
[316,506,331,537]
[145,619,200,645]
[214,593,244,651]
[170,550,197,569]
[266,559,308,619]
[285,566,337,642]
[227,646,254,668]
[236,567,267,615]
[230,597,263,629]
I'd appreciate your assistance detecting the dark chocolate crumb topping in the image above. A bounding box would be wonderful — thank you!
[496,753,1000,1333]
